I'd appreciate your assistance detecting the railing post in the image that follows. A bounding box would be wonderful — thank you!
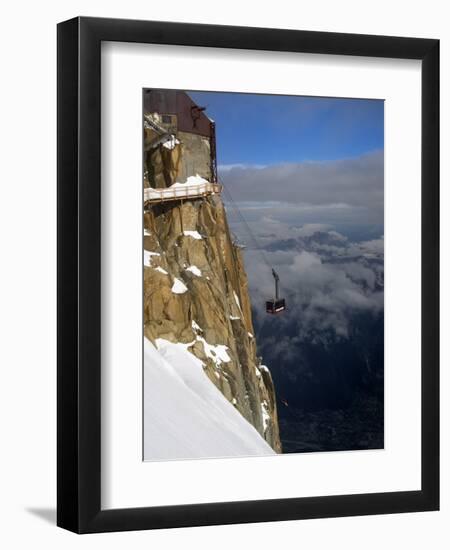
[179,199,184,233]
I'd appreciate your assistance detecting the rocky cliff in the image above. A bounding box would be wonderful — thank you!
[143,127,281,454]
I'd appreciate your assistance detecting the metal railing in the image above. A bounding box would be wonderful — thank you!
[144,182,222,204]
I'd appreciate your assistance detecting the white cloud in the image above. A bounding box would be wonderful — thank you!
[241,225,383,344]
[221,150,383,229]
[219,163,267,171]
[220,151,384,345]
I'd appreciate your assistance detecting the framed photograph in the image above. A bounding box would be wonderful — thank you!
[57,17,439,533]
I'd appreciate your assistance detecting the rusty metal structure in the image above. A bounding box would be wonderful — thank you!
[143,89,218,183]
[209,120,218,184]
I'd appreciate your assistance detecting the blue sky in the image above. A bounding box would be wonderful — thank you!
[189,91,384,166]
[187,90,384,241]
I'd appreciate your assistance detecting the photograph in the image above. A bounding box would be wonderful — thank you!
[143,88,385,461]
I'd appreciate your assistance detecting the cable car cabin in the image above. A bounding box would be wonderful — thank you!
[266,298,286,314]
[266,269,286,314]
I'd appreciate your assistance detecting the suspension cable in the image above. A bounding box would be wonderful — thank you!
[219,177,295,308]
[219,178,273,273]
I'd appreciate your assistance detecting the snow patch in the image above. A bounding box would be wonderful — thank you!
[189,321,230,367]
[154,266,168,275]
[233,291,242,312]
[144,338,274,460]
[171,278,188,294]
[183,230,202,240]
[229,315,241,321]
[162,135,180,150]
[144,249,160,267]
[173,174,209,187]
[196,336,231,367]
[144,228,152,236]
[155,338,193,354]
[248,332,254,338]
[186,265,202,277]
[261,400,271,433]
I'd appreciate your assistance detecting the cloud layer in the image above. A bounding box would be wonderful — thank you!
[221,150,384,231]
[220,151,384,416]
[241,226,384,343]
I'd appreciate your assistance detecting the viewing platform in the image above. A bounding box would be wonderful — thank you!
[144,177,222,205]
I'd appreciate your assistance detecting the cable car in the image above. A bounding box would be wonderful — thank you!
[266,269,286,314]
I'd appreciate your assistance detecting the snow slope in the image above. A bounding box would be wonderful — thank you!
[144,337,275,461]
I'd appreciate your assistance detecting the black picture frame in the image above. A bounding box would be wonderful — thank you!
[57,16,439,533]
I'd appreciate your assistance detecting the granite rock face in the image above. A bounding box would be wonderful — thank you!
[143,133,281,453]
